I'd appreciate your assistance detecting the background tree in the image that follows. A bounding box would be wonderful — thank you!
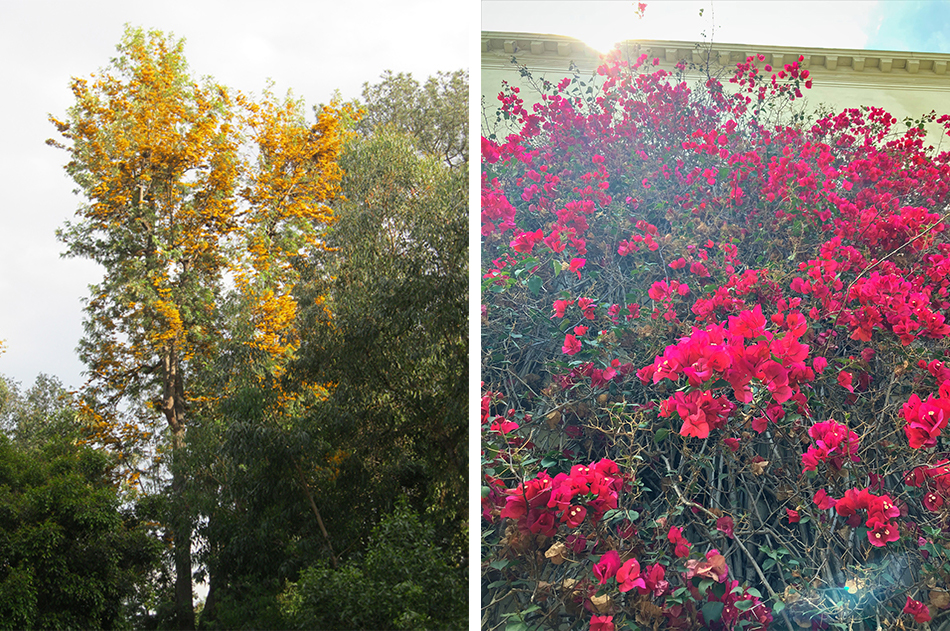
[355,69,468,168]
[0,374,82,451]
[185,70,469,629]
[0,374,161,629]
[296,69,469,555]
[49,27,344,629]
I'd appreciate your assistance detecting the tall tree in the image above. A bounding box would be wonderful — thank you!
[296,70,469,556]
[355,69,468,168]
[48,27,343,629]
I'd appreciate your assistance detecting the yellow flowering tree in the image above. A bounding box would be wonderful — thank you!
[49,27,343,629]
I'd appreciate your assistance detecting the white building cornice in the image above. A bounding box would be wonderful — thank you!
[483,31,950,91]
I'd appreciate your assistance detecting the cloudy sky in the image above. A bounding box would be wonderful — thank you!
[0,0,470,390]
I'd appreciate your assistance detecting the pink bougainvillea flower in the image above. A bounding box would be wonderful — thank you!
[716,515,735,539]
[668,526,692,558]
[563,504,587,527]
[510,229,543,253]
[641,563,669,597]
[490,419,519,435]
[723,437,740,452]
[838,370,855,393]
[616,558,647,592]
[867,520,900,547]
[562,334,582,356]
[903,596,932,623]
[924,491,944,512]
[786,509,800,523]
[569,258,586,279]
[590,615,615,631]
[593,550,621,585]
[903,393,950,449]
[728,304,766,338]
[543,230,566,253]
[813,489,836,510]
[813,356,828,374]
[552,299,573,318]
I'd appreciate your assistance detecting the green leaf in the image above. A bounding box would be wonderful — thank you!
[526,276,543,296]
[735,599,755,611]
[772,601,786,615]
[489,559,509,570]
[602,509,622,522]
[654,428,670,443]
[701,601,724,623]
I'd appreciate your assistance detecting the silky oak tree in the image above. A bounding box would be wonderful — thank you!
[48,26,344,629]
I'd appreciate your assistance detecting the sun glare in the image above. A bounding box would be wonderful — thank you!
[569,5,643,53]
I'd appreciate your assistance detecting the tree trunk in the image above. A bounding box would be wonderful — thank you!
[164,345,195,630]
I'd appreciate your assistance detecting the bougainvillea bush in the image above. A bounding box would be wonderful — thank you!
[481,42,950,631]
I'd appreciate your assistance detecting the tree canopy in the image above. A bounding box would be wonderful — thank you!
[40,25,467,630]
[48,26,346,629]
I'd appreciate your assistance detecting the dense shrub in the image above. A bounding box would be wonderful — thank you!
[280,498,466,630]
[482,44,950,630]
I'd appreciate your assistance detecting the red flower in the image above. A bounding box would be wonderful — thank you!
[562,334,582,356]
[786,508,800,523]
[668,526,692,558]
[564,504,587,527]
[813,489,836,510]
[552,299,573,318]
[593,550,621,584]
[903,596,931,623]
[867,520,899,547]
[569,258,586,279]
[924,492,944,512]
[716,515,735,539]
[616,558,647,592]
[543,230,565,253]
[837,370,855,393]
[641,563,669,597]
[490,419,519,435]
[590,615,615,631]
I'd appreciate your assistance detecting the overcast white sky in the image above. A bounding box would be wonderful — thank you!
[482,1,950,54]
[0,0,469,391]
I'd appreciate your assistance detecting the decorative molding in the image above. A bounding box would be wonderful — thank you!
[482,31,950,89]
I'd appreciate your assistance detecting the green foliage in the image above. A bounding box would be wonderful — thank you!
[295,70,468,556]
[355,69,468,168]
[0,434,160,629]
[279,499,466,631]
[0,374,82,451]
